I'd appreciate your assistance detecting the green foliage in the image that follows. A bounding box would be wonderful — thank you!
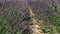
[47,6,60,34]
[0,6,21,34]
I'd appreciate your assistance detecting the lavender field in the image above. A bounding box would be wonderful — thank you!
[0,0,60,34]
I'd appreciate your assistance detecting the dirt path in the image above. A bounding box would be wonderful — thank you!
[29,6,44,34]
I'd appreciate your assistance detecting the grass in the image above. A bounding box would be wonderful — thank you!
[46,6,60,34]
[0,5,21,34]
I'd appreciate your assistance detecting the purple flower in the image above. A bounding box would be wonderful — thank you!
[23,0,32,7]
